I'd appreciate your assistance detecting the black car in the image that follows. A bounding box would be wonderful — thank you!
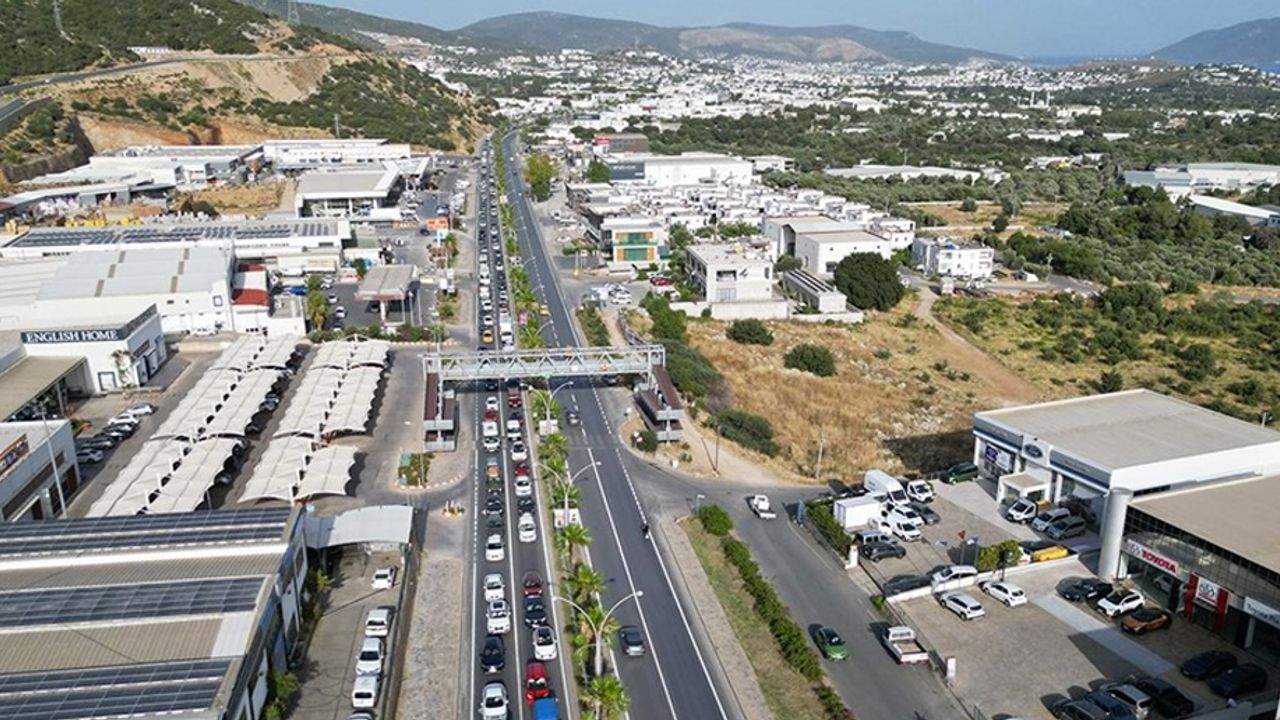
[1060,578,1113,603]
[517,496,536,514]
[486,516,504,531]
[1132,676,1195,718]
[618,625,646,657]
[860,541,907,562]
[1181,650,1237,680]
[1209,663,1267,699]
[906,501,940,525]
[484,498,504,517]
[882,574,930,596]
[480,634,505,673]
[524,596,547,626]
[484,378,500,392]
[565,410,581,427]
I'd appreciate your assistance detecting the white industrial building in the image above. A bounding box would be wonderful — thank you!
[294,164,402,219]
[604,152,753,188]
[0,419,78,521]
[1186,195,1280,227]
[911,237,995,279]
[8,305,169,393]
[261,139,412,169]
[825,164,980,182]
[764,215,914,264]
[685,244,775,303]
[1125,162,1280,198]
[795,228,901,276]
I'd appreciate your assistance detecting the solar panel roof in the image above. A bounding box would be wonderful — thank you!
[0,576,263,627]
[0,677,223,720]
[0,658,229,696]
[0,507,290,542]
[0,524,284,557]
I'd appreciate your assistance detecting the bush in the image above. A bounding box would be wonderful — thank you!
[784,344,837,377]
[636,429,658,453]
[832,253,904,311]
[577,307,611,346]
[698,504,734,536]
[714,409,780,457]
[662,340,723,399]
[814,685,855,720]
[727,319,774,346]
[804,501,852,556]
[975,539,1023,572]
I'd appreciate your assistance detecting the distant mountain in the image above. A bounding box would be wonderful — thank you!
[458,11,1010,64]
[1152,18,1280,70]
[236,0,458,47]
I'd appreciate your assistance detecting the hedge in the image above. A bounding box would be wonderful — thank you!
[720,537,823,682]
[805,501,853,557]
[576,307,611,346]
[698,504,734,536]
[714,409,780,457]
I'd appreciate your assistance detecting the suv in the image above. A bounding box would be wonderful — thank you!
[1031,508,1072,532]
[941,462,979,484]
[860,541,906,562]
[931,565,978,587]
[1047,515,1087,540]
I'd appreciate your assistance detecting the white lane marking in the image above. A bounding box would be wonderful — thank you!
[586,448,679,720]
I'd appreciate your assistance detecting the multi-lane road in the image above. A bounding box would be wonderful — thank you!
[499,132,732,720]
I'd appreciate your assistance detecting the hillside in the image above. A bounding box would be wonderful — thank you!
[235,0,460,47]
[1152,18,1280,70]
[458,11,1008,64]
[0,0,353,85]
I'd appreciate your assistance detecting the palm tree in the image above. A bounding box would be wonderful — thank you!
[520,321,545,349]
[581,603,620,677]
[538,432,569,465]
[555,522,592,564]
[306,293,328,331]
[548,480,580,510]
[566,563,605,606]
[583,674,631,720]
[528,389,560,422]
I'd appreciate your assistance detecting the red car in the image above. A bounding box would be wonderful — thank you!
[507,386,523,408]
[514,462,530,478]
[522,570,543,597]
[649,274,672,287]
[484,409,499,422]
[525,661,552,705]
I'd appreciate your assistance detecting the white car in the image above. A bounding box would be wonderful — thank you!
[486,599,512,634]
[483,573,505,602]
[518,513,536,543]
[509,440,528,462]
[1096,588,1145,618]
[532,625,557,661]
[364,607,392,637]
[351,675,379,709]
[76,449,105,464]
[905,479,934,503]
[1031,508,1072,532]
[931,565,978,587]
[482,435,500,453]
[354,637,384,676]
[513,476,533,498]
[485,397,500,412]
[485,534,505,562]
[372,567,396,590]
[982,580,1028,608]
[479,681,508,720]
[883,505,924,529]
[1006,498,1039,523]
[125,402,156,416]
[939,591,986,620]
[334,306,346,320]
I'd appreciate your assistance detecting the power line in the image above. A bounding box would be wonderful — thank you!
[285,0,300,25]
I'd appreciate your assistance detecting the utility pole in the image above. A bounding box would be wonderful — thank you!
[286,0,301,25]
[814,423,826,485]
[333,113,340,139]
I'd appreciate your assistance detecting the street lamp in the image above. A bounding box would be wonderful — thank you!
[542,376,573,424]
[539,460,600,518]
[554,590,645,679]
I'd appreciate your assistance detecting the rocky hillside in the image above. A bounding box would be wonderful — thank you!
[1152,18,1280,70]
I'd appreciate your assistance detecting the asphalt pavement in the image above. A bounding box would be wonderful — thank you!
[501,132,732,720]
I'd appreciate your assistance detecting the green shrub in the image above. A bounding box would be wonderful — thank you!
[697,504,734,536]
[576,307,611,346]
[636,429,658,453]
[813,685,855,720]
[727,319,774,346]
[661,340,723,399]
[784,343,837,377]
[804,502,853,556]
[832,253,904,311]
[975,538,1023,572]
[714,409,780,457]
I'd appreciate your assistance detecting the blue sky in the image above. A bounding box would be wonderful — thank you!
[307,0,1277,58]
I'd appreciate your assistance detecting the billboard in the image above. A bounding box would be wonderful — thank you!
[608,162,645,181]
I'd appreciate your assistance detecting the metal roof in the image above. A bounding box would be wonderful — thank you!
[977,389,1280,471]
[0,617,224,674]
[354,265,417,301]
[1133,474,1280,576]
[6,220,342,249]
[0,357,84,422]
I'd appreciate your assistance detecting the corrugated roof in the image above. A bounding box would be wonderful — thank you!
[0,618,222,674]
[1133,474,1280,576]
[977,389,1280,470]
[0,553,281,591]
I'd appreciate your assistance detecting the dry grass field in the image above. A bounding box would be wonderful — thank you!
[904,200,1067,237]
[683,305,1024,483]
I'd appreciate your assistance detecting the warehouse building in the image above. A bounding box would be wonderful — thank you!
[0,507,307,720]
[603,152,753,187]
[5,305,169,393]
[294,164,402,219]
[0,419,78,521]
[972,390,1280,589]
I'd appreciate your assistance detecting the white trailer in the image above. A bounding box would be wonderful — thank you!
[833,496,883,531]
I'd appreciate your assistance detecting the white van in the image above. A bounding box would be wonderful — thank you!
[883,517,922,542]
[864,469,908,505]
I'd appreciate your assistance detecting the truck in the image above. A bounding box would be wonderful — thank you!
[749,495,777,519]
[833,496,883,531]
[863,469,908,505]
[532,698,560,720]
[881,625,930,664]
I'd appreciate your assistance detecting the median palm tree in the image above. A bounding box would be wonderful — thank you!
[538,432,569,465]
[528,389,560,422]
[580,603,620,678]
[520,321,545,349]
[583,673,631,720]
[548,480,580,511]
[555,522,592,564]
[566,562,605,606]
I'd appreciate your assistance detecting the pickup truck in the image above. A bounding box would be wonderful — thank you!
[749,495,777,520]
[882,625,929,664]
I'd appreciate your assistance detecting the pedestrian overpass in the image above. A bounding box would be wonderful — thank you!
[423,345,683,450]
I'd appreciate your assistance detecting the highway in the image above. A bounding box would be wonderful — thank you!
[500,131,732,720]
[464,139,572,720]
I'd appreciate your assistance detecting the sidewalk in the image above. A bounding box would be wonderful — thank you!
[396,531,466,718]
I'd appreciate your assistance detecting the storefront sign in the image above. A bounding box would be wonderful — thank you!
[20,305,157,345]
[1124,539,1180,576]
[608,162,645,181]
[1194,575,1225,608]
[0,434,30,477]
[1244,596,1280,629]
[1023,443,1044,459]
[984,444,1013,472]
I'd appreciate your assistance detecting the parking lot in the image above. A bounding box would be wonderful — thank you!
[861,480,1273,719]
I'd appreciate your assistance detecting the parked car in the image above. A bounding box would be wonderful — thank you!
[860,541,906,562]
[812,625,848,660]
[1096,589,1145,618]
[484,497,504,517]
[982,581,1028,607]
[351,675,379,709]
[532,625,557,661]
[1082,691,1138,720]
[931,565,979,587]
[1060,578,1113,603]
[1050,699,1110,720]
[1006,498,1039,523]
[1120,607,1173,635]
[485,533,505,562]
[371,567,396,590]
[882,575,930,596]
[1101,683,1154,719]
[905,479,934,503]
[510,440,528,462]
[1047,516,1088,540]
[1031,545,1070,563]
[485,456,500,479]
[1133,676,1195,718]
[1181,650,1238,680]
[939,591,986,620]
[940,462,979,484]
[354,638,384,676]
[364,607,392,638]
[1209,663,1268,699]
[480,682,508,720]
[76,448,104,464]
[618,625,646,656]
[906,501,940,525]
[480,635,505,674]
[125,402,156,416]
[1031,508,1072,532]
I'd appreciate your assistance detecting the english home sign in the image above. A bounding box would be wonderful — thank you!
[21,306,156,345]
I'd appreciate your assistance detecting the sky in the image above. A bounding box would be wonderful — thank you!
[307,0,1278,58]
